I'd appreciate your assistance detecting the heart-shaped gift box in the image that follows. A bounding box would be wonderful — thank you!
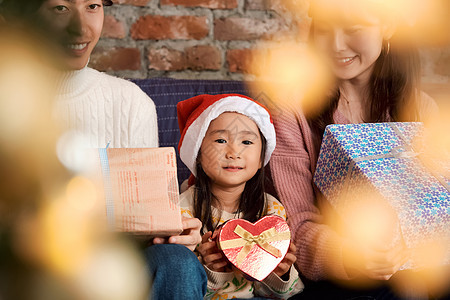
[217,215,291,281]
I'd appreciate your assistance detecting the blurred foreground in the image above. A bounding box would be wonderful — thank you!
[0,25,150,300]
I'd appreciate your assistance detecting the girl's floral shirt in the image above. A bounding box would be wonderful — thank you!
[180,186,304,300]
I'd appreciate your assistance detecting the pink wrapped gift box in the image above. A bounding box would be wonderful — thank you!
[95,147,183,236]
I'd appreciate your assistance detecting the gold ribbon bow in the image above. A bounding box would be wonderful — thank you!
[219,225,291,266]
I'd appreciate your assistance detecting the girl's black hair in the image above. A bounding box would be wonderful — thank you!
[308,26,421,142]
[193,132,267,233]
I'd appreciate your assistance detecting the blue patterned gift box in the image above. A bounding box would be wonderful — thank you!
[313,122,450,267]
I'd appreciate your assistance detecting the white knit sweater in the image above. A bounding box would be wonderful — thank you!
[53,67,158,148]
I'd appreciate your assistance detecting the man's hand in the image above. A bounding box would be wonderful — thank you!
[152,217,202,251]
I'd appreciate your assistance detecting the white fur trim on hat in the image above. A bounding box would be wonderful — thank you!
[179,96,276,176]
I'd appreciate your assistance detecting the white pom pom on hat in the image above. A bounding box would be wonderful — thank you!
[177,94,276,176]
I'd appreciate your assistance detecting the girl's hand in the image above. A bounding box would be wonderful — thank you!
[197,231,229,272]
[273,243,297,278]
[343,240,409,280]
[152,217,202,251]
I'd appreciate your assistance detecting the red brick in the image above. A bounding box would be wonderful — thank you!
[131,15,209,40]
[226,48,254,73]
[422,82,450,103]
[161,0,237,9]
[294,18,311,42]
[90,47,140,71]
[410,0,450,46]
[214,17,288,41]
[245,1,310,41]
[278,0,310,15]
[148,47,187,71]
[434,52,450,77]
[186,45,221,70]
[246,0,282,11]
[112,0,150,6]
[246,0,267,10]
[102,15,126,39]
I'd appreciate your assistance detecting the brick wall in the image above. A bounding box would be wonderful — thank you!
[91,0,450,99]
[92,0,303,80]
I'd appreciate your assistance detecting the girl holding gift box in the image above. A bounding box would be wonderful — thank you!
[269,0,445,299]
[1,1,206,299]
[177,94,304,299]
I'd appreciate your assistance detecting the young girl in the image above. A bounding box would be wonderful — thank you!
[177,94,304,299]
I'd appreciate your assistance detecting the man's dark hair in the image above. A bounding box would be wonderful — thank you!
[0,0,44,19]
[0,0,112,19]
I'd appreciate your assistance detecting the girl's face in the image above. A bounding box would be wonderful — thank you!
[199,112,263,191]
[37,0,104,70]
[312,0,390,82]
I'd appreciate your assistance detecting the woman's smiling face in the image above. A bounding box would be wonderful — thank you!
[312,0,389,82]
[37,0,104,70]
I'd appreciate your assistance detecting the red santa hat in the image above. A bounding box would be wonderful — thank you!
[177,94,276,176]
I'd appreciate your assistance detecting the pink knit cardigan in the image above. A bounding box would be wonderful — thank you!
[269,107,352,281]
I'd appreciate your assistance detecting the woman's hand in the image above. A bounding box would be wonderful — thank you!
[273,243,297,278]
[197,231,229,272]
[152,216,202,251]
[343,240,409,281]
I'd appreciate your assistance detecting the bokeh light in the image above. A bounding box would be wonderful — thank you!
[247,39,333,116]
[56,131,98,175]
[0,24,150,300]
[281,0,450,45]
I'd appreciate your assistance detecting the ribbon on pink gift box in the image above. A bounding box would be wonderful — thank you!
[219,225,290,266]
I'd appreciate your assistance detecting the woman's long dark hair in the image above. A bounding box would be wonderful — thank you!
[193,133,267,233]
[308,29,422,140]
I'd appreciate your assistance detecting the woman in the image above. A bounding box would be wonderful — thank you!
[269,0,440,299]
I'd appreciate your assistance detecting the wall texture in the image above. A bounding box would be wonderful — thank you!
[91,0,450,99]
